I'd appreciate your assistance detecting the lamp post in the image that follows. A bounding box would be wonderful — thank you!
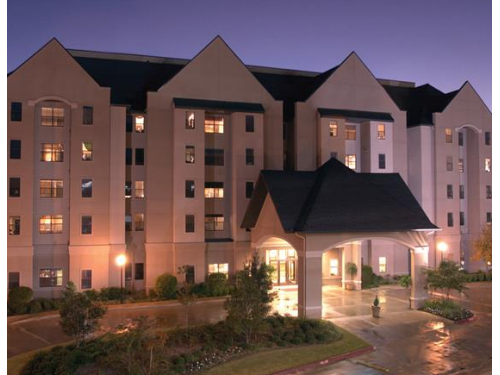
[437,241,448,264]
[115,254,127,304]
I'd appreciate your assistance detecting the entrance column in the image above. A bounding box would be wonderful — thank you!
[297,251,323,318]
[410,246,429,309]
[341,243,362,290]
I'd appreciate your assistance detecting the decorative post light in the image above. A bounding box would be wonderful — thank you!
[437,241,448,264]
[115,254,127,304]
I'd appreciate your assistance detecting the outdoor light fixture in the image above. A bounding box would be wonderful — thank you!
[115,254,127,303]
[437,242,448,262]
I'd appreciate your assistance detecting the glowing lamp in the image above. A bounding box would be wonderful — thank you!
[115,254,127,267]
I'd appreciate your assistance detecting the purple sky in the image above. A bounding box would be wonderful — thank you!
[8,0,491,108]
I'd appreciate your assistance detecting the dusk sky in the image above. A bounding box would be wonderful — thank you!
[8,0,492,108]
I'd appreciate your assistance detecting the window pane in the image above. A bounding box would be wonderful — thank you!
[185,146,195,164]
[485,158,491,172]
[460,212,465,226]
[41,106,64,127]
[125,181,132,198]
[9,177,21,197]
[135,214,144,231]
[135,263,144,280]
[458,158,464,173]
[135,149,144,165]
[245,149,254,166]
[10,140,21,159]
[377,124,385,140]
[459,132,464,146]
[82,179,93,198]
[39,268,63,287]
[485,132,491,146]
[135,181,145,199]
[446,156,453,171]
[9,216,21,235]
[125,215,132,231]
[345,155,356,170]
[459,185,465,199]
[41,179,63,198]
[135,116,145,133]
[378,154,386,169]
[329,121,338,137]
[205,182,224,198]
[246,115,255,132]
[185,180,195,198]
[185,266,195,283]
[205,215,224,231]
[39,215,63,234]
[345,125,356,140]
[41,143,64,162]
[445,128,453,143]
[83,106,93,125]
[486,185,492,199]
[81,270,92,289]
[11,102,22,122]
[185,215,195,233]
[245,181,254,199]
[206,149,224,166]
[82,216,92,234]
[447,213,454,227]
[447,184,453,199]
[186,112,195,129]
[379,257,387,273]
[205,115,224,134]
[126,148,132,165]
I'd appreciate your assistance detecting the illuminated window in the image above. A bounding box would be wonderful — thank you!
[83,106,93,125]
[446,156,453,171]
[208,263,229,275]
[81,270,92,289]
[82,142,93,161]
[125,181,132,198]
[82,179,92,198]
[186,146,195,164]
[205,215,224,231]
[205,182,224,198]
[135,181,145,199]
[378,124,386,140]
[345,154,356,170]
[135,214,144,231]
[379,257,387,273]
[185,180,195,198]
[345,125,356,140]
[41,143,64,162]
[458,158,464,173]
[185,215,195,233]
[447,184,453,199]
[186,112,195,129]
[205,149,224,166]
[40,180,63,198]
[9,216,20,235]
[41,107,64,127]
[81,216,92,235]
[39,268,63,287]
[330,259,339,276]
[39,215,63,234]
[246,115,255,132]
[445,128,453,143]
[205,115,224,133]
[135,115,145,133]
[486,185,492,199]
[485,158,491,172]
[329,121,338,137]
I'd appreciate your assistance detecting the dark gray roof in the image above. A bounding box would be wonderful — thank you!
[383,84,459,127]
[318,108,394,122]
[242,158,438,233]
[173,98,264,113]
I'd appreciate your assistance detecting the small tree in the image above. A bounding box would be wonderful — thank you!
[472,224,492,268]
[177,266,197,329]
[59,281,107,346]
[424,261,467,302]
[224,252,275,344]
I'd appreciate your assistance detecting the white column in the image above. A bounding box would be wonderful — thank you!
[410,246,429,309]
[297,251,323,319]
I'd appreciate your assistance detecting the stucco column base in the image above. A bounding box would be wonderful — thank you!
[297,252,323,319]
[410,246,429,310]
[409,297,426,310]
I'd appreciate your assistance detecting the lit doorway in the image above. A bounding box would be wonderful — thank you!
[266,249,297,285]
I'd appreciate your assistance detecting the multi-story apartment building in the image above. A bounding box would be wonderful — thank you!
[7,37,491,296]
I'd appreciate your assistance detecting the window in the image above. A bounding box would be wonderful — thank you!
[445,128,453,143]
[345,154,356,170]
[10,140,21,159]
[447,213,454,227]
[485,158,491,172]
[485,131,491,146]
[124,149,132,166]
[458,158,464,173]
[185,215,195,233]
[460,212,465,226]
[83,106,93,125]
[185,146,195,164]
[41,143,64,162]
[329,121,338,137]
[135,148,144,165]
[82,179,93,198]
[40,180,63,198]
[41,107,64,127]
[185,265,195,283]
[135,116,145,133]
[126,114,133,132]
[246,115,255,132]
[377,124,385,140]
[246,181,254,199]
[125,215,132,231]
[39,268,63,287]
[446,156,453,171]
[8,272,20,290]
[459,185,465,199]
[9,177,20,197]
[205,182,224,198]
[81,270,92,289]
[378,154,386,169]
[135,181,145,199]
[329,259,339,276]
[135,263,144,280]
[185,180,195,198]
[9,216,20,235]
[486,185,492,199]
[186,112,195,129]
[205,215,224,231]
[379,257,387,273]
[81,216,92,235]
[125,264,132,281]
[205,115,224,133]
[11,102,22,122]
[208,263,229,275]
[135,214,144,231]
[459,132,464,146]
[487,212,492,223]
[206,149,224,166]
[39,215,63,234]
[345,125,356,140]
[125,181,132,198]
[246,149,255,166]
[447,184,453,199]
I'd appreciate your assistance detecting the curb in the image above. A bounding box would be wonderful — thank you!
[269,345,375,375]
[454,315,476,325]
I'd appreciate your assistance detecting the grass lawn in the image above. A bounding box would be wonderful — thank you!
[202,328,371,375]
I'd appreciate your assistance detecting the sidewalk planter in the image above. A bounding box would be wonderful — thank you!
[371,295,381,318]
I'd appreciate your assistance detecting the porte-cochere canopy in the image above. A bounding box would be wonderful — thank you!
[242,158,438,318]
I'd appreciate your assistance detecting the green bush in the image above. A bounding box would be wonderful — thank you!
[8,286,33,315]
[399,275,411,288]
[207,273,230,296]
[361,265,379,288]
[155,273,178,300]
[99,287,124,301]
[423,299,473,321]
[83,289,99,301]
[28,300,43,314]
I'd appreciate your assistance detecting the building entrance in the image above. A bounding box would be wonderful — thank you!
[266,249,297,285]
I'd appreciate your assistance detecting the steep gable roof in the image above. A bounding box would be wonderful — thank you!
[242,158,437,233]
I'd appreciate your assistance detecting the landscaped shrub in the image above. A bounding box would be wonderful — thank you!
[423,299,473,321]
[99,287,124,301]
[83,289,100,301]
[206,273,230,296]
[8,286,33,315]
[155,273,178,300]
[28,300,43,314]
[361,265,379,288]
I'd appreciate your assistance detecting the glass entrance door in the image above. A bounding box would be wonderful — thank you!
[266,249,297,285]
